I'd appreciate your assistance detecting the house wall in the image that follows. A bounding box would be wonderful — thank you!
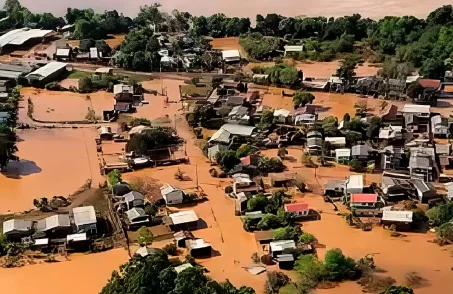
[164,191,184,205]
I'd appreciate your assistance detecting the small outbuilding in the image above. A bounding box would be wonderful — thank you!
[161,183,185,205]
[269,240,296,258]
[72,206,97,235]
[284,202,309,218]
[37,214,71,236]
[135,246,162,257]
[186,238,212,257]
[222,50,241,63]
[2,219,33,239]
[168,210,199,231]
[381,209,413,230]
[123,191,145,210]
[276,254,295,269]
[345,175,364,194]
[174,231,194,248]
[26,62,68,84]
[253,230,274,244]
[125,207,149,229]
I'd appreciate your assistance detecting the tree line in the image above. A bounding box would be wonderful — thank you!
[0,87,21,170]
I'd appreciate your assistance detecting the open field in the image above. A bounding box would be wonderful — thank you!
[0,128,103,213]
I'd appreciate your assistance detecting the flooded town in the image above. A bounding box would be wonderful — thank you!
[1,1,453,294]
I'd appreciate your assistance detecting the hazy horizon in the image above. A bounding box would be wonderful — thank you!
[2,0,453,20]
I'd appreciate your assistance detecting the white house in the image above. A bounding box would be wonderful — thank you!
[160,184,185,205]
[345,175,364,194]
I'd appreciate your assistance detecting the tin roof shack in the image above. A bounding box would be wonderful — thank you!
[161,184,184,206]
[284,202,309,219]
[269,172,297,188]
[99,126,113,140]
[168,210,199,231]
[414,79,441,106]
[227,105,249,125]
[276,254,295,270]
[378,126,404,141]
[409,147,435,182]
[207,144,228,162]
[125,208,149,230]
[232,174,262,197]
[274,109,291,124]
[324,180,345,197]
[72,206,97,235]
[26,62,67,85]
[410,179,437,203]
[381,176,414,201]
[37,214,71,237]
[294,113,317,126]
[381,209,413,231]
[122,191,145,210]
[0,28,54,53]
[335,148,351,164]
[306,137,323,155]
[186,238,212,257]
[209,124,256,145]
[284,45,304,57]
[135,246,162,257]
[254,230,274,244]
[114,84,134,102]
[269,240,296,258]
[401,104,430,134]
[2,219,33,240]
[431,115,449,138]
[345,175,364,195]
[0,63,32,80]
[174,231,194,248]
[350,194,382,216]
[383,78,406,99]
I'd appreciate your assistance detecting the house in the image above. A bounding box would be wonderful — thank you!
[160,184,185,205]
[335,148,351,164]
[72,206,97,235]
[274,109,291,124]
[436,144,451,168]
[381,209,413,230]
[123,191,145,210]
[350,194,380,210]
[324,180,345,197]
[415,79,441,105]
[26,62,67,84]
[232,174,262,196]
[269,172,297,187]
[114,84,134,102]
[284,202,309,218]
[254,230,274,244]
[222,50,240,63]
[209,124,256,145]
[378,126,403,141]
[380,146,405,170]
[410,179,436,203]
[324,137,346,148]
[95,67,113,75]
[381,176,414,201]
[445,182,453,200]
[284,45,304,57]
[306,137,323,155]
[55,47,72,61]
[307,131,322,138]
[294,113,317,126]
[401,104,430,133]
[431,115,449,137]
[345,175,364,194]
[186,238,212,257]
[277,254,295,270]
[352,144,377,161]
[227,105,249,124]
[36,214,71,236]
[207,144,228,162]
[174,231,194,247]
[168,210,199,231]
[2,219,32,239]
[269,240,296,258]
[125,207,149,229]
[409,147,435,182]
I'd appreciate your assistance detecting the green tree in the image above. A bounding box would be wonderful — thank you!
[426,202,453,226]
[272,226,301,241]
[257,156,285,173]
[293,91,315,109]
[132,118,152,127]
[336,57,357,81]
[437,222,453,243]
[420,58,446,79]
[216,150,240,171]
[299,232,316,244]
[279,67,299,86]
[236,145,257,158]
[257,214,283,230]
[323,248,357,281]
[380,286,414,294]
[343,113,351,122]
[107,169,122,187]
[126,127,180,155]
[247,194,269,212]
[137,226,153,246]
[294,254,326,288]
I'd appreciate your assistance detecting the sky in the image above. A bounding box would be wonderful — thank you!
[2,0,453,20]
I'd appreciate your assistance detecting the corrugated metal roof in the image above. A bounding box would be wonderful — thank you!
[209,128,231,143]
[0,69,24,79]
[174,263,193,273]
[284,202,309,212]
[382,210,413,222]
[0,29,53,47]
[37,214,70,231]
[72,206,96,226]
[222,50,240,60]
[325,137,346,145]
[335,148,351,158]
[67,233,87,242]
[350,194,378,203]
[169,210,198,225]
[124,191,145,202]
[221,123,255,136]
[346,175,364,189]
[307,137,323,148]
[113,84,133,94]
[56,48,70,56]
[401,104,430,114]
[3,219,32,233]
[188,238,211,250]
[126,207,146,221]
[160,183,182,196]
[26,62,67,80]
[270,240,296,252]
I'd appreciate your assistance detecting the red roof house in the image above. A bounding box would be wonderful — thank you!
[350,194,378,203]
[418,79,441,89]
[284,202,310,217]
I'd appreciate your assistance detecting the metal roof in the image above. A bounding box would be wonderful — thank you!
[346,175,364,189]
[284,202,309,212]
[325,137,346,145]
[270,240,296,252]
[284,45,304,52]
[350,194,378,203]
[26,62,67,80]
[274,109,290,117]
[160,183,182,196]
[114,84,133,94]
[187,238,211,250]
[67,233,87,242]
[335,148,351,158]
[125,207,146,221]
[3,219,32,234]
[0,29,53,47]
[307,137,323,148]
[221,123,255,136]
[37,214,70,231]
[0,69,24,79]
[56,48,70,56]
[382,210,413,222]
[277,254,295,262]
[401,104,430,114]
[169,210,199,225]
[209,128,231,143]
[174,263,193,273]
[436,144,451,155]
[222,50,240,60]
[72,206,96,226]
[124,191,145,202]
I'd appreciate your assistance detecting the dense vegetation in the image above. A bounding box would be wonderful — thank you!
[0,87,20,170]
[126,126,182,155]
[100,251,255,294]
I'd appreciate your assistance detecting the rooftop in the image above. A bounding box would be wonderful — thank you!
[3,219,32,234]
[346,175,364,189]
[160,183,183,196]
[274,109,291,117]
[284,202,309,212]
[418,79,441,89]
[187,238,211,250]
[401,104,430,114]
[0,28,53,47]
[169,210,199,225]
[174,263,193,273]
[26,62,67,80]
[270,240,296,252]
[124,191,145,202]
[37,214,70,231]
[253,230,274,242]
[125,207,147,221]
[325,137,346,145]
[222,50,240,60]
[220,123,256,136]
[382,209,413,222]
[72,206,96,226]
[350,194,378,203]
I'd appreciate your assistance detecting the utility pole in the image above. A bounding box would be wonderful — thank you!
[195,164,199,190]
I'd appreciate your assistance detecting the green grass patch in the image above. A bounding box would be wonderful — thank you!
[67,71,92,79]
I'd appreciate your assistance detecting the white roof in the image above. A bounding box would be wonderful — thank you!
[95,67,112,74]
[188,238,211,250]
[160,183,182,196]
[3,219,32,233]
[274,109,290,117]
[221,124,256,136]
[135,246,159,257]
[174,263,193,273]
[90,47,98,58]
[0,29,53,47]
[72,206,96,226]
[222,50,240,60]
[401,104,430,113]
[406,76,420,83]
[129,125,151,135]
[325,137,346,145]
[169,210,199,225]
[26,62,67,80]
[37,214,70,231]
[67,233,87,242]
[382,210,413,223]
[253,74,269,79]
[270,240,296,252]
[209,128,231,143]
[114,84,133,94]
[335,148,351,157]
[284,45,304,52]
[56,48,70,56]
[125,207,146,221]
[61,24,74,30]
[346,175,364,189]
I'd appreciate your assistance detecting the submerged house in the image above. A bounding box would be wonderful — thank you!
[274,109,291,124]
[269,240,296,258]
[294,113,317,126]
[37,214,71,237]
[122,191,145,210]
[345,175,364,195]
[168,210,199,231]
[284,202,309,218]
[324,137,346,149]
[335,148,351,164]
[160,184,185,205]
[431,115,449,138]
[306,137,323,155]
[401,104,430,134]
[3,219,33,239]
[125,207,149,229]
[186,238,212,257]
[409,147,435,182]
[26,62,67,84]
[381,209,413,230]
[208,124,256,145]
[72,206,97,235]
[410,178,436,203]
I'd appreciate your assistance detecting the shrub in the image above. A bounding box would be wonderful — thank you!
[299,232,316,244]
[137,226,153,246]
[272,226,301,241]
[163,243,178,256]
[107,170,122,187]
